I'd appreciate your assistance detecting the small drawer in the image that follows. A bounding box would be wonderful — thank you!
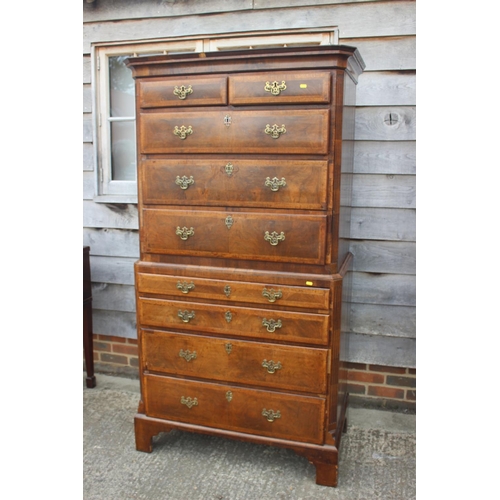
[229,71,331,105]
[143,373,326,444]
[136,272,330,310]
[141,330,328,394]
[139,109,329,155]
[137,297,330,345]
[141,208,328,265]
[140,159,329,210]
[138,76,227,108]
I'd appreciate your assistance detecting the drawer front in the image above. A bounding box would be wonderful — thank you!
[136,272,330,310]
[142,330,328,394]
[140,110,329,154]
[229,71,331,105]
[141,209,327,264]
[144,374,326,444]
[140,159,328,210]
[138,76,227,108]
[137,297,330,345]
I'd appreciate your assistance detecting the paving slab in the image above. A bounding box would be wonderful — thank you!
[84,374,416,499]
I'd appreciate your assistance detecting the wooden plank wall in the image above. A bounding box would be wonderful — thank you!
[83,0,416,368]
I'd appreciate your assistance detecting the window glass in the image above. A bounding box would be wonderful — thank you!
[109,55,135,118]
[110,121,135,181]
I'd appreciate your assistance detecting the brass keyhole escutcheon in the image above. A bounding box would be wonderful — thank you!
[225,343,232,355]
[225,311,233,323]
[224,285,231,297]
[225,216,234,229]
[226,391,233,402]
[225,162,234,176]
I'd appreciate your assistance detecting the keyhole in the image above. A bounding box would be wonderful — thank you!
[384,113,399,126]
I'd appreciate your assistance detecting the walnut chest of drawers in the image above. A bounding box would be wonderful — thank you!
[126,46,365,487]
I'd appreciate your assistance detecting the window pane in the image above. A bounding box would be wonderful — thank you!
[110,121,136,181]
[109,55,135,118]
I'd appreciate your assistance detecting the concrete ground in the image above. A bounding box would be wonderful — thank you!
[83,373,416,499]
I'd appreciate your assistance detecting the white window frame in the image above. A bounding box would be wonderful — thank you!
[92,28,339,203]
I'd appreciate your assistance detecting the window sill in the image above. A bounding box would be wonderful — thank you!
[93,194,138,204]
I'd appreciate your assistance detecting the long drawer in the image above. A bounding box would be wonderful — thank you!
[137,297,330,345]
[141,208,328,265]
[141,330,328,394]
[143,373,326,444]
[139,109,329,154]
[136,272,331,310]
[140,159,329,210]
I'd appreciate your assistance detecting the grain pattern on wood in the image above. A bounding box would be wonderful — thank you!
[350,303,415,337]
[354,141,415,174]
[92,283,136,313]
[355,106,416,141]
[340,36,416,71]
[92,310,137,339]
[90,256,136,285]
[83,1,416,53]
[357,71,415,106]
[352,174,415,208]
[352,272,415,307]
[83,143,94,171]
[83,0,253,22]
[83,115,93,142]
[347,332,415,367]
[83,171,95,200]
[350,240,415,274]
[83,201,139,229]
[350,207,415,241]
[83,228,140,258]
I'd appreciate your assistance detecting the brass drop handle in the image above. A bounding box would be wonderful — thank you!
[175,175,194,190]
[264,231,285,246]
[262,408,281,422]
[177,281,195,294]
[173,84,193,100]
[264,80,287,95]
[265,177,286,192]
[262,359,282,374]
[262,318,282,333]
[180,396,198,409]
[178,310,195,323]
[173,125,193,140]
[262,288,282,303]
[176,226,194,241]
[264,124,286,139]
[179,349,197,362]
